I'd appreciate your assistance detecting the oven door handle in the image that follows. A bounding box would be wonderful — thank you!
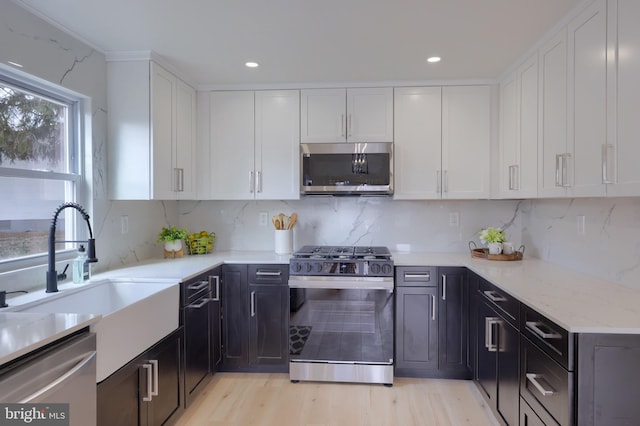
[288,276,394,291]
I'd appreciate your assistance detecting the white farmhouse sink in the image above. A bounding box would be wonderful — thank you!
[11,278,179,382]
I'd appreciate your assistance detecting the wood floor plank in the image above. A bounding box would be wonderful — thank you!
[176,373,499,426]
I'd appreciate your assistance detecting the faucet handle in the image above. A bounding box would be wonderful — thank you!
[57,264,69,281]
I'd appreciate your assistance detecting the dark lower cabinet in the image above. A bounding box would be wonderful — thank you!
[476,290,519,425]
[97,328,183,426]
[395,285,438,374]
[219,264,288,372]
[438,267,469,378]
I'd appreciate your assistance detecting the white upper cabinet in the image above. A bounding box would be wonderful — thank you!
[568,0,608,197]
[498,54,538,199]
[108,60,196,200]
[206,90,300,200]
[538,30,569,198]
[394,85,491,200]
[301,88,393,143]
[393,87,442,199]
[606,0,640,196]
[442,86,492,199]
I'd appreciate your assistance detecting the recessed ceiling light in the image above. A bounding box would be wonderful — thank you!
[8,61,23,68]
[427,57,441,63]
[245,62,259,68]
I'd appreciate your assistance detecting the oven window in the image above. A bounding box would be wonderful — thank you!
[302,153,390,186]
[289,288,393,364]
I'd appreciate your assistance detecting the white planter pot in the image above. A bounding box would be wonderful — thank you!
[488,242,503,255]
[164,240,182,252]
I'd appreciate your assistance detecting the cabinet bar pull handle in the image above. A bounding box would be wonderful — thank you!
[150,359,159,397]
[188,280,209,291]
[526,321,562,340]
[256,170,262,193]
[437,170,441,194]
[442,274,447,300]
[173,168,179,192]
[444,170,448,193]
[250,291,256,317]
[508,165,513,190]
[210,275,220,301]
[431,294,436,321]
[561,153,571,187]
[526,373,555,396]
[340,114,345,138]
[178,168,184,192]
[602,144,614,184]
[404,273,430,279]
[485,317,499,352]
[348,114,353,138]
[256,270,282,276]
[187,298,209,309]
[483,290,507,303]
[142,364,153,401]
[249,171,254,193]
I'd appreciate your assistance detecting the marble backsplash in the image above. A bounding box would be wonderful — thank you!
[177,198,524,254]
[521,197,640,290]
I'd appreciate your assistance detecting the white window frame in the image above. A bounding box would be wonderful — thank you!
[0,65,91,276]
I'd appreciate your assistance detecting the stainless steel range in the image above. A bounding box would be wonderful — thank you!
[288,246,394,386]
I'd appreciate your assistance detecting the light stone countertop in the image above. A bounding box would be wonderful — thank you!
[3,249,640,368]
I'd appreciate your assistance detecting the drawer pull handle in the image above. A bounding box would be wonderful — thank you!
[256,271,282,277]
[526,321,562,340]
[526,373,555,396]
[404,273,430,279]
[188,280,209,291]
[483,290,507,303]
[485,317,500,352]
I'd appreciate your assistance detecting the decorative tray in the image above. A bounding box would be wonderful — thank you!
[468,241,524,261]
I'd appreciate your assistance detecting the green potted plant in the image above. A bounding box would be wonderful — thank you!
[158,226,188,253]
[478,227,506,254]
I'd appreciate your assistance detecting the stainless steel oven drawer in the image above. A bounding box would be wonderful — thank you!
[521,336,574,426]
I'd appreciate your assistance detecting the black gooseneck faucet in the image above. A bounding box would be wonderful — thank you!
[46,202,98,293]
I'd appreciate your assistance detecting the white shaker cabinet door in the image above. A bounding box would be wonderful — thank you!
[300,88,346,143]
[255,90,300,200]
[175,79,196,200]
[209,91,255,199]
[606,0,640,196]
[393,87,442,199]
[568,0,607,197]
[498,71,518,198]
[151,62,177,200]
[346,87,394,143]
[441,86,491,199]
[538,30,569,198]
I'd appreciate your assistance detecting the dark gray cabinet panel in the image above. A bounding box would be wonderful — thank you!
[220,264,288,372]
[97,328,183,426]
[438,267,469,378]
[395,286,438,373]
[220,264,249,369]
[577,333,640,426]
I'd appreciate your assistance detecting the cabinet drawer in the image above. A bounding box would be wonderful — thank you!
[395,266,437,287]
[520,396,559,426]
[521,304,575,371]
[477,278,519,325]
[248,264,288,285]
[521,337,574,426]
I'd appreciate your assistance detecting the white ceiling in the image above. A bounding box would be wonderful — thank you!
[15,0,583,87]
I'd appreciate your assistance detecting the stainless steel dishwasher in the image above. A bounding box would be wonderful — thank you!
[0,331,97,426]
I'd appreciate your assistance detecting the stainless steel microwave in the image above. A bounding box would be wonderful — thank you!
[300,143,393,195]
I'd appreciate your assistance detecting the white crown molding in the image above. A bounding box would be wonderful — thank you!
[198,78,498,92]
[105,50,197,89]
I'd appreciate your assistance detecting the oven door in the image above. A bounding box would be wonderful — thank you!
[288,277,394,366]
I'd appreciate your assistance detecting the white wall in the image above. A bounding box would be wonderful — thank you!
[0,1,178,291]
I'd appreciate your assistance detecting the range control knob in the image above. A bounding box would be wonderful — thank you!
[369,263,381,275]
[382,264,393,275]
[315,263,323,273]
[292,262,302,273]
[305,263,313,273]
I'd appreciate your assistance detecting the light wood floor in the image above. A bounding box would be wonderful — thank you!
[176,373,499,426]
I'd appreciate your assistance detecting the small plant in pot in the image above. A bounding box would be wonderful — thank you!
[158,226,188,252]
[478,227,506,255]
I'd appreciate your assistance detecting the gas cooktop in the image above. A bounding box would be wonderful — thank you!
[290,245,393,277]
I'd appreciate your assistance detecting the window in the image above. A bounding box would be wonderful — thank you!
[0,75,83,264]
